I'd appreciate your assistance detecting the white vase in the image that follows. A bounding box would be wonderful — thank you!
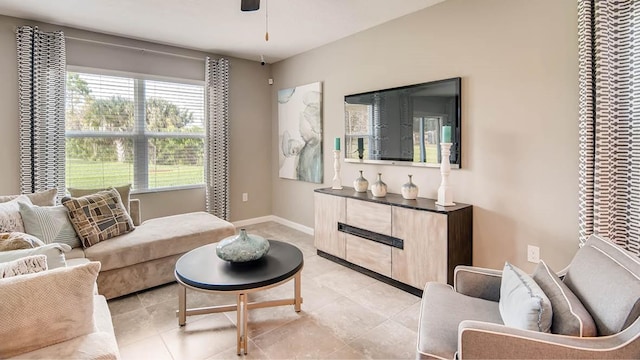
[353,170,369,192]
[401,174,419,200]
[371,173,387,197]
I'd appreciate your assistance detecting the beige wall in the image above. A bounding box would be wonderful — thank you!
[271,0,578,271]
[0,14,272,222]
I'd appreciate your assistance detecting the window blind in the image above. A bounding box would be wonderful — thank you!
[65,71,205,191]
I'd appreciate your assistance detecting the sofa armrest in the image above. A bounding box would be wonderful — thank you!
[129,199,141,226]
[458,320,640,359]
[454,266,502,302]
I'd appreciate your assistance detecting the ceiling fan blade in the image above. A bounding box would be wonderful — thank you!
[241,0,260,11]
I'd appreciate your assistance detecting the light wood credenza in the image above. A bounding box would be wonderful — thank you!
[314,187,473,296]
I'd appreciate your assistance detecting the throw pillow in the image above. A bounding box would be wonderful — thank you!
[533,260,597,336]
[0,232,45,251]
[0,243,71,269]
[19,202,81,248]
[0,195,31,233]
[0,254,47,278]
[62,188,135,248]
[499,262,553,332]
[0,261,100,358]
[0,188,57,207]
[68,184,131,214]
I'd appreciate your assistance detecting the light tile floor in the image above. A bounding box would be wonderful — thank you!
[109,222,421,360]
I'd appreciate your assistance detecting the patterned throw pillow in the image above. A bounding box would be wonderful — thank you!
[0,195,32,233]
[0,232,45,251]
[19,202,81,248]
[0,254,48,279]
[62,188,135,248]
[67,184,131,214]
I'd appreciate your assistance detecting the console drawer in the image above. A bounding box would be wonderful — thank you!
[346,199,391,236]
[345,234,391,277]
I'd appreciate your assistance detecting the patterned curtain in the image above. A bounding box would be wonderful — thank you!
[16,26,66,201]
[578,0,640,256]
[204,57,230,220]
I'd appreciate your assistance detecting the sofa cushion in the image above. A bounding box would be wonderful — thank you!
[533,260,596,336]
[0,243,71,269]
[0,196,31,233]
[62,188,134,248]
[84,212,235,271]
[0,188,57,207]
[0,232,45,251]
[499,262,552,333]
[417,282,503,359]
[19,202,81,248]
[0,254,47,278]
[563,234,640,336]
[0,261,100,358]
[68,184,131,215]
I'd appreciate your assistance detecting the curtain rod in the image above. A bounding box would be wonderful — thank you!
[65,35,206,62]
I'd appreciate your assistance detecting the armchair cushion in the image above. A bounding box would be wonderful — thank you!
[417,282,503,359]
[499,262,552,332]
[533,260,596,337]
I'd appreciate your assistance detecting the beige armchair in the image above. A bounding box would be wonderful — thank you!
[417,234,640,359]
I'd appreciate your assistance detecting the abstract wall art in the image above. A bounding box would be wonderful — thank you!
[278,81,323,183]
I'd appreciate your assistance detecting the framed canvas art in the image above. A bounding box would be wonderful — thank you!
[278,82,323,183]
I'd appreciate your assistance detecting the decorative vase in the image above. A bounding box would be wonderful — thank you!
[401,174,419,200]
[216,229,270,262]
[353,170,369,192]
[370,173,387,197]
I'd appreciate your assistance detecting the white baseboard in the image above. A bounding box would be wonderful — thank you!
[232,215,314,236]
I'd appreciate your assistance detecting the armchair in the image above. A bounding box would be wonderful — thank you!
[416,234,640,359]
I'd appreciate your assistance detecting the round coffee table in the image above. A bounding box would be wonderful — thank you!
[174,240,303,355]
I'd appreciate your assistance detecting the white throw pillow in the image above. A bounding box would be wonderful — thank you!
[499,262,553,332]
[0,195,31,233]
[19,202,81,248]
[0,243,70,269]
[0,261,100,358]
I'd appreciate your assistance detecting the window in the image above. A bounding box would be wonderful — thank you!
[65,70,205,192]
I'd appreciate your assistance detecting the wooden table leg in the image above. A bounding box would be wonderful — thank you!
[178,285,186,326]
[236,293,242,355]
[294,271,302,312]
[242,293,248,355]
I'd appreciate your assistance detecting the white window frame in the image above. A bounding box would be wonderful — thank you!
[65,66,206,194]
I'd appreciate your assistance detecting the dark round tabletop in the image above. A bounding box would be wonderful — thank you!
[175,240,304,291]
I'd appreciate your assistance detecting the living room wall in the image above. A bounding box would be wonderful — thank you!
[271,0,578,271]
[0,14,272,222]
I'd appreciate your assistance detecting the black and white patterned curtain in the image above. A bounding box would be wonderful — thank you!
[578,0,640,256]
[204,57,230,220]
[16,26,66,200]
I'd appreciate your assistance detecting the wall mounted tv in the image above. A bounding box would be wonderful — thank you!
[344,77,461,168]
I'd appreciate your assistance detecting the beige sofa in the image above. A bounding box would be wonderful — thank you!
[65,199,236,299]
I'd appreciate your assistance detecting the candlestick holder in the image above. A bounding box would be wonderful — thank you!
[332,150,343,190]
[436,143,455,206]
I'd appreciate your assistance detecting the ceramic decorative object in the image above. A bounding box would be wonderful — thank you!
[216,229,270,262]
[401,174,419,200]
[371,173,387,197]
[353,170,369,192]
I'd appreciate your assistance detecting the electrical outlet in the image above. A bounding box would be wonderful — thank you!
[527,245,540,263]
[242,193,248,202]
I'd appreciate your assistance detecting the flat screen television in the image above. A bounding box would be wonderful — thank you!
[344,77,461,168]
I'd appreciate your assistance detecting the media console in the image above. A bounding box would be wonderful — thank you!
[314,187,472,296]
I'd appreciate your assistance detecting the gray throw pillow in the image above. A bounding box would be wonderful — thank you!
[532,260,596,336]
[19,202,81,248]
[499,262,553,332]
